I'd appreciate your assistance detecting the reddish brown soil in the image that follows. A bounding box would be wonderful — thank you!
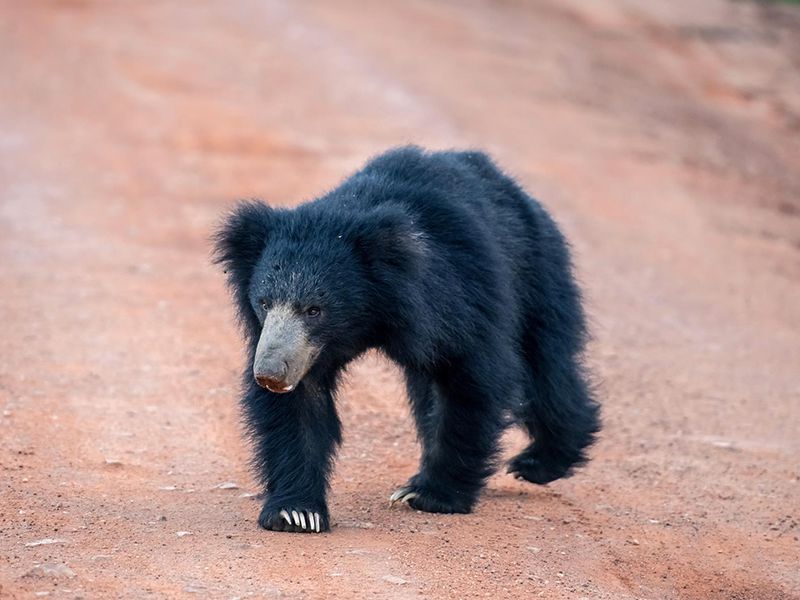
[1,1,799,598]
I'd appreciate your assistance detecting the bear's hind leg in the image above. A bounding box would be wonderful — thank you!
[508,347,600,485]
[394,361,507,514]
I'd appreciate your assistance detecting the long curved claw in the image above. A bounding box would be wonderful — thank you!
[389,486,418,505]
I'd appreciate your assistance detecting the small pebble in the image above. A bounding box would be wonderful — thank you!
[25,538,67,547]
[214,482,240,490]
[24,563,75,579]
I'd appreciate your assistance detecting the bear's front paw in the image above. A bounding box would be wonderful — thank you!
[258,505,329,533]
[389,483,473,514]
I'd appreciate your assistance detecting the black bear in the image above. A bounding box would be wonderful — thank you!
[214,146,599,533]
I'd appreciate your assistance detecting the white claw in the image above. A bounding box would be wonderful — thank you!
[314,512,320,533]
[280,510,292,525]
[389,488,409,503]
[292,510,300,526]
[401,492,418,503]
[390,488,419,505]
[299,511,307,529]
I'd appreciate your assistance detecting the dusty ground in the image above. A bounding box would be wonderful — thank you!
[1,1,799,598]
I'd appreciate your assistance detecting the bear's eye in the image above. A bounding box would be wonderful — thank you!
[306,306,321,318]
[260,299,269,310]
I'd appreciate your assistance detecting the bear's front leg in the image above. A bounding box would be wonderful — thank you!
[242,381,341,533]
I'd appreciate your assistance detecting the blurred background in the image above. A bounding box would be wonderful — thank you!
[1,1,798,598]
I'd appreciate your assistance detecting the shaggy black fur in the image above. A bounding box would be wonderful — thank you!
[214,146,600,532]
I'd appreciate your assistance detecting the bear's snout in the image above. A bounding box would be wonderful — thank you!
[253,304,318,394]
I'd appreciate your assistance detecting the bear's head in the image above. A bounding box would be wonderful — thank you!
[214,200,425,394]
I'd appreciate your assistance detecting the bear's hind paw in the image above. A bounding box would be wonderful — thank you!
[389,483,473,514]
[507,449,575,485]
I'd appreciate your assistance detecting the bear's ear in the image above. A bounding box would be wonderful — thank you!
[352,206,427,278]
[212,201,275,330]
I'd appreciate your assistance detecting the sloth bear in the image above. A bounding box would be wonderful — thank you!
[214,146,599,533]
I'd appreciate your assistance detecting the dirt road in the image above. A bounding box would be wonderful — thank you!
[1,1,799,598]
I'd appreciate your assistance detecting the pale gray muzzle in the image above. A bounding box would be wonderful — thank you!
[253,304,317,394]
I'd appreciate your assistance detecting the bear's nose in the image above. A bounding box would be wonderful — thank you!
[254,360,292,392]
